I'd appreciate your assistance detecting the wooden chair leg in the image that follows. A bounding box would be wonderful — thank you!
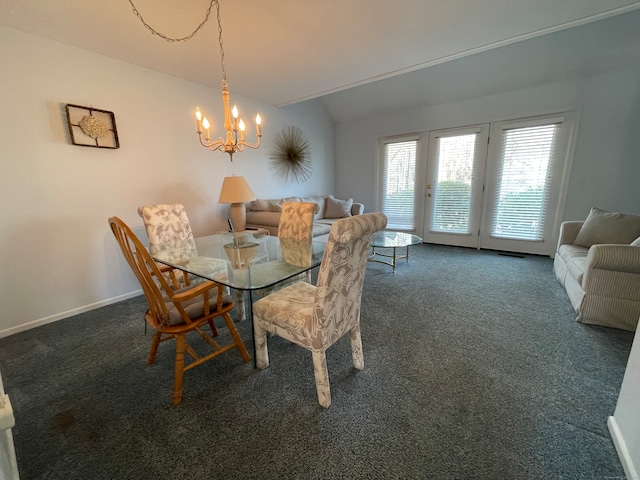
[350,325,364,370]
[147,331,162,365]
[208,319,219,337]
[254,322,269,369]
[172,334,186,406]
[222,313,250,363]
[312,350,331,408]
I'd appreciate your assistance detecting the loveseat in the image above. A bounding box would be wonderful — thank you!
[245,194,364,237]
[553,207,640,331]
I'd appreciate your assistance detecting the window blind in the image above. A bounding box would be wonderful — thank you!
[431,133,479,234]
[491,123,558,241]
[381,139,418,230]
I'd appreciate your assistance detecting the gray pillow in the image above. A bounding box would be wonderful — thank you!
[631,236,640,246]
[574,207,640,248]
[325,195,353,219]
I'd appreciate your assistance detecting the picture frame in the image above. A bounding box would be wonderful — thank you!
[65,103,120,149]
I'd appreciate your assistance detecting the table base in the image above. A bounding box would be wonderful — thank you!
[368,246,411,273]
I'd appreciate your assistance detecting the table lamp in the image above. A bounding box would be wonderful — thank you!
[219,175,256,232]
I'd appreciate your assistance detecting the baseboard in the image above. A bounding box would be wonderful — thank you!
[608,416,640,480]
[0,290,142,339]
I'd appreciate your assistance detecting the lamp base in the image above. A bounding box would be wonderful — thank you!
[229,202,247,232]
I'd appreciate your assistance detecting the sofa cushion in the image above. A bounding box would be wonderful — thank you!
[566,257,588,285]
[312,223,331,237]
[574,207,640,248]
[558,244,589,264]
[250,199,280,212]
[557,244,589,285]
[245,211,281,227]
[301,195,326,220]
[325,195,353,219]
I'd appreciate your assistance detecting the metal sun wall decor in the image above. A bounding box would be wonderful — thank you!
[65,104,120,149]
[269,126,312,183]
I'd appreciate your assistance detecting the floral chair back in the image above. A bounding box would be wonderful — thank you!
[312,212,388,349]
[137,203,194,247]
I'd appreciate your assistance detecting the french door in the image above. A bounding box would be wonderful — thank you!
[422,113,575,255]
[423,125,489,248]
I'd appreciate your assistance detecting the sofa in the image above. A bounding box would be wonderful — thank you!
[553,207,640,331]
[245,194,364,237]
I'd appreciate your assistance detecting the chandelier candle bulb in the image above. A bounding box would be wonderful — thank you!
[256,114,262,136]
[239,119,245,141]
[232,105,239,131]
[195,108,203,133]
[202,117,211,140]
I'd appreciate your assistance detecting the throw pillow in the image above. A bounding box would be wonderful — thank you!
[574,207,640,248]
[325,195,353,219]
[631,236,640,246]
[250,199,273,212]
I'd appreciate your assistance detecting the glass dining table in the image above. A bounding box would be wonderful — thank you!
[149,231,327,364]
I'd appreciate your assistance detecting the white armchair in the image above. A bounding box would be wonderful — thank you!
[553,208,640,331]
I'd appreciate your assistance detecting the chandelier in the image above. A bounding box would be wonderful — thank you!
[194,2,261,161]
[129,0,261,161]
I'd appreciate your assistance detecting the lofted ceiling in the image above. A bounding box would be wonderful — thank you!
[2,0,640,119]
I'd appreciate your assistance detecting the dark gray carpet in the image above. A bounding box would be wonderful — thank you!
[0,244,633,480]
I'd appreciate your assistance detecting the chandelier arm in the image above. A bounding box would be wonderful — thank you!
[238,138,262,150]
[128,0,217,43]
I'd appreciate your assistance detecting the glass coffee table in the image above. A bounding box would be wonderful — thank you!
[368,231,423,273]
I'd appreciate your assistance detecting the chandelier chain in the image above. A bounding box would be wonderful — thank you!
[128,0,216,43]
[215,1,227,86]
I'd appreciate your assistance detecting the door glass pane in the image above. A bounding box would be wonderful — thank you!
[431,134,477,234]
[491,124,557,241]
[382,140,417,230]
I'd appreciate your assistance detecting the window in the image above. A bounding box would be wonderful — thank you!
[380,137,418,230]
[491,120,561,241]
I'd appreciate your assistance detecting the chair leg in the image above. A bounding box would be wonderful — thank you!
[172,334,186,406]
[222,313,250,363]
[350,325,364,370]
[254,322,270,369]
[147,331,162,365]
[208,319,219,337]
[312,350,331,408]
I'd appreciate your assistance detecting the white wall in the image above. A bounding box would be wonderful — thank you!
[0,26,335,337]
[334,69,640,222]
[609,329,640,480]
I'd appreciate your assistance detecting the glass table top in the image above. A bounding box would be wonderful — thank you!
[149,232,326,291]
[370,231,423,248]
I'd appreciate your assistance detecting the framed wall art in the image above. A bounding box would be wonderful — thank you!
[65,103,120,149]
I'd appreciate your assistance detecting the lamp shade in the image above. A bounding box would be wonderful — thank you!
[219,176,256,204]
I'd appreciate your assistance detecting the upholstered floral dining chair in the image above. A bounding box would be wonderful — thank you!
[137,203,247,320]
[252,212,388,407]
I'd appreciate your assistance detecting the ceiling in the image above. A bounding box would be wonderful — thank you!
[2,0,640,118]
